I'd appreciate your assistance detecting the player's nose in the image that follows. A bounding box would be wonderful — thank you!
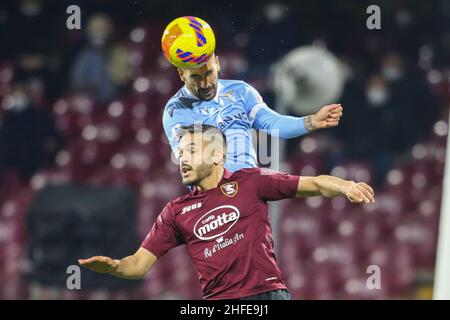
[180,158,189,167]
[200,79,208,89]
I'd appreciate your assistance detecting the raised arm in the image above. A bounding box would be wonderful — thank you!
[296,175,375,204]
[79,247,157,279]
[252,103,343,139]
[245,82,343,138]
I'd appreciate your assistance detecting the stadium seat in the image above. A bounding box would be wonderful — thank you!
[384,241,415,296]
[394,215,437,269]
[301,262,335,299]
[330,161,374,186]
[370,191,405,232]
[281,209,323,258]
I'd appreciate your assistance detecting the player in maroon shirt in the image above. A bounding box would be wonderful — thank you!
[79,124,375,300]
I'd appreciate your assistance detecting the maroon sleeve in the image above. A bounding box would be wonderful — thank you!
[140,203,184,258]
[256,168,300,201]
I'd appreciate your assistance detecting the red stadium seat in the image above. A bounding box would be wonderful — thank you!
[394,215,437,269]
[330,161,374,186]
[370,190,405,232]
[282,211,323,259]
[301,262,335,299]
[311,238,359,288]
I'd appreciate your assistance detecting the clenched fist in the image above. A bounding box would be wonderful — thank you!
[308,104,343,131]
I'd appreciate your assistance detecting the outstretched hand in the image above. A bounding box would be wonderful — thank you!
[344,181,375,204]
[79,256,118,274]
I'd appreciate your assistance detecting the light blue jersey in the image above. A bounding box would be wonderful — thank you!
[162,79,310,172]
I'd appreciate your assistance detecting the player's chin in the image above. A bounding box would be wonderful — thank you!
[198,89,215,100]
[182,174,198,186]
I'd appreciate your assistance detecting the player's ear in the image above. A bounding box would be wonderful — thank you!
[177,68,186,82]
[213,148,224,165]
[215,55,221,73]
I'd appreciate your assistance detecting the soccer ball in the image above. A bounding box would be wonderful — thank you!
[161,16,216,69]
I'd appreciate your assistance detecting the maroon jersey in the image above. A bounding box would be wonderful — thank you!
[141,167,299,299]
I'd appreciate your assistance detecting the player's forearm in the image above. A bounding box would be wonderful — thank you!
[109,255,148,280]
[313,175,351,198]
[276,116,309,138]
[266,113,318,136]
[296,176,375,203]
[303,115,316,132]
[253,106,310,138]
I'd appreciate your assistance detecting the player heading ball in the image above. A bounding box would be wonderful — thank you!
[161,17,344,172]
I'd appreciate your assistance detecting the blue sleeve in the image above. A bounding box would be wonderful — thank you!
[243,83,309,139]
[252,105,309,138]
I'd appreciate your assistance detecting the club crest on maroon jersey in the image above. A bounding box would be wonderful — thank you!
[220,181,238,197]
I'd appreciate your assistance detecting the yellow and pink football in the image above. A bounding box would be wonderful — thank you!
[161,16,216,69]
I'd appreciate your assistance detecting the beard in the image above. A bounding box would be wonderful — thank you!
[181,162,213,186]
[197,83,217,100]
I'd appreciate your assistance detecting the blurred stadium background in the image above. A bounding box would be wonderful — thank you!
[0,0,449,299]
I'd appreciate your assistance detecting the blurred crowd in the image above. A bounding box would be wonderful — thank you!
[0,0,449,299]
[0,0,447,186]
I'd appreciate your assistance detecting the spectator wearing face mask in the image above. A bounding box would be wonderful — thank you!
[364,75,397,183]
[336,74,392,157]
[0,82,64,183]
[334,74,395,186]
[380,52,440,153]
[2,0,63,102]
[70,14,131,103]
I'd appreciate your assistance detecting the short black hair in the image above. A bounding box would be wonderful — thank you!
[176,124,227,160]
[177,124,226,144]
